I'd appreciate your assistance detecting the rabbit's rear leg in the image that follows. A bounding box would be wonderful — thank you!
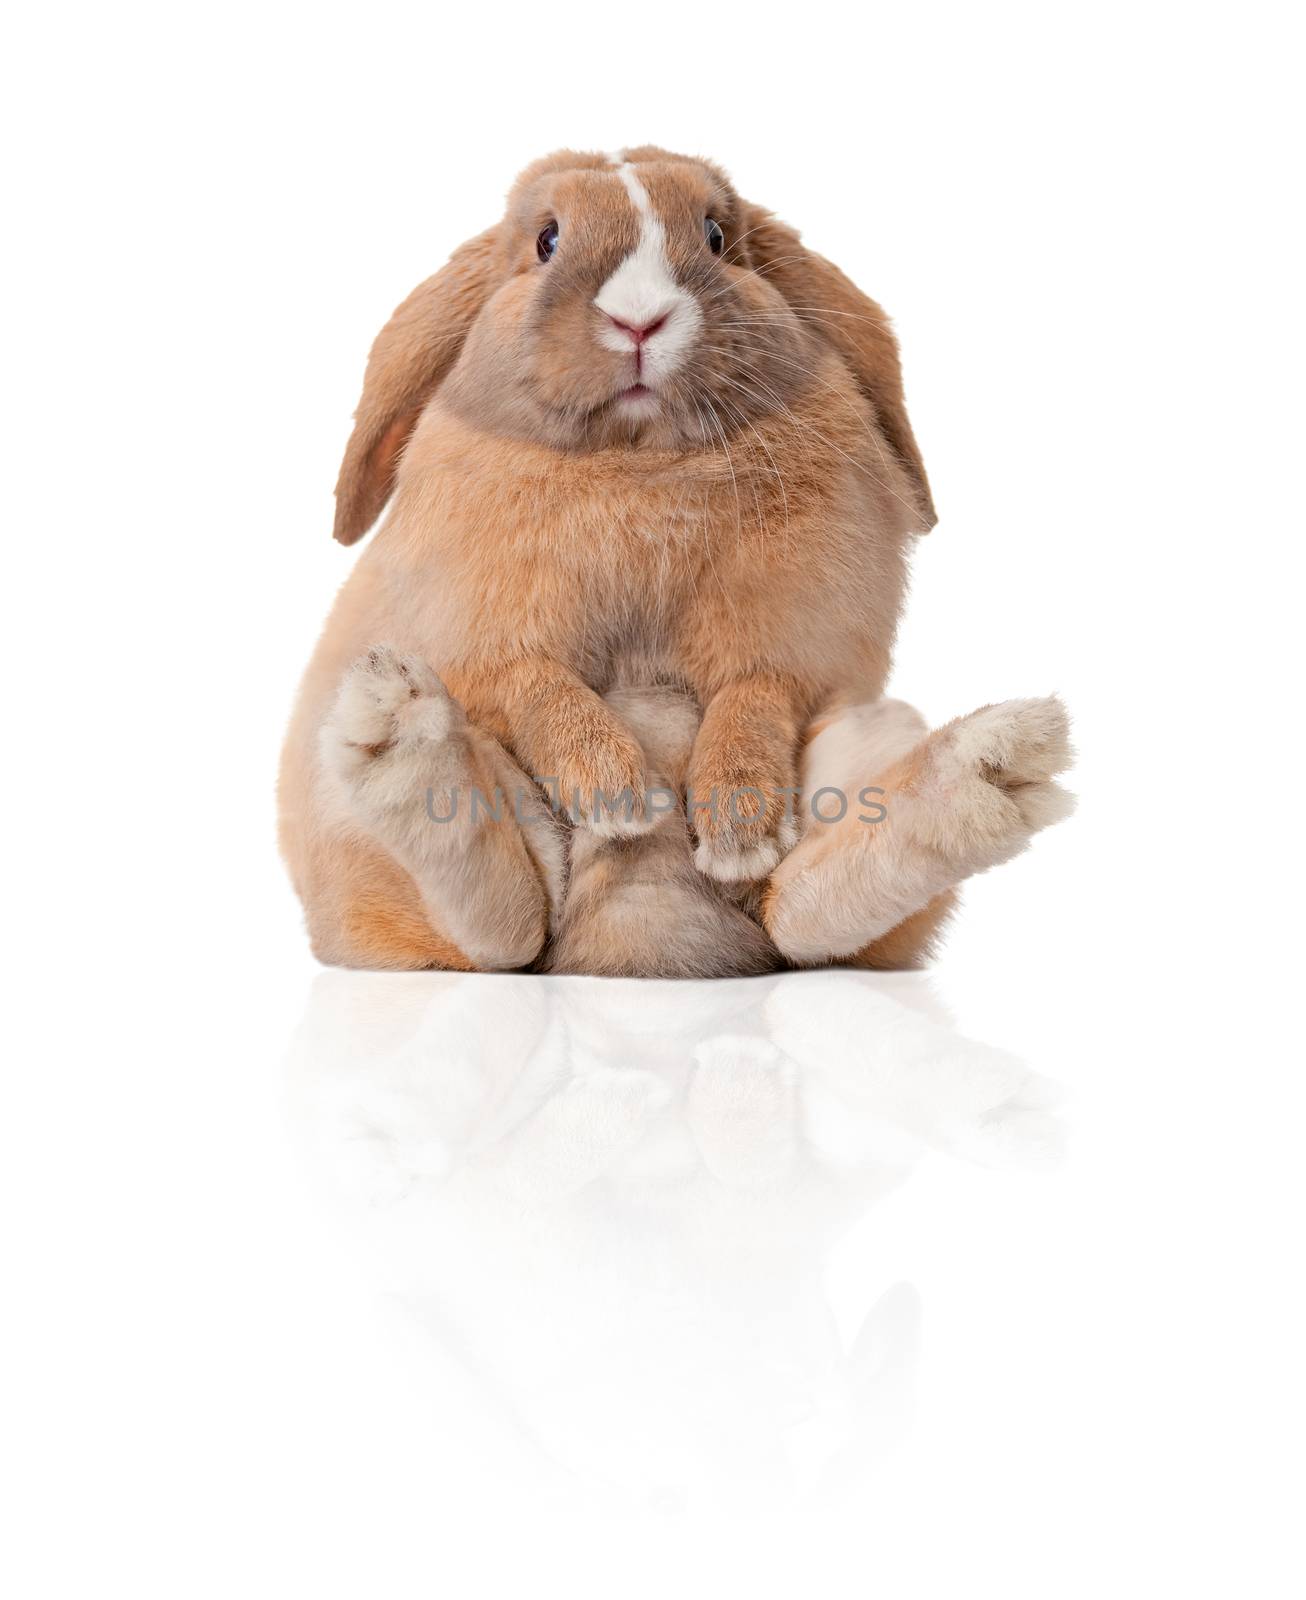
[319,647,564,972]
[303,832,481,971]
[766,696,1074,965]
[847,889,959,970]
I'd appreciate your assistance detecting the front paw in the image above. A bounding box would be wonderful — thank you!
[689,775,800,882]
[550,735,653,837]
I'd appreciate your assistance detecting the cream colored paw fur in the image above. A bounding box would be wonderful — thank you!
[321,645,564,972]
[321,645,463,788]
[693,814,800,886]
[767,695,1075,964]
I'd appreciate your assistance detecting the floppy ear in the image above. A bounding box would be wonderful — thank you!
[333,227,502,546]
[739,208,937,530]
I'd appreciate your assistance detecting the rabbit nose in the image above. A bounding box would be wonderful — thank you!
[604,312,669,346]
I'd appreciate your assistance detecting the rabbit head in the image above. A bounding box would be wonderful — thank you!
[333,146,934,544]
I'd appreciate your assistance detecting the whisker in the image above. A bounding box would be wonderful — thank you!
[701,395,745,545]
[701,351,923,524]
[719,305,894,332]
[704,337,897,479]
[689,402,737,617]
[717,218,775,266]
[712,389,790,543]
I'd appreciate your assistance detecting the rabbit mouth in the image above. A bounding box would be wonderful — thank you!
[613,383,661,417]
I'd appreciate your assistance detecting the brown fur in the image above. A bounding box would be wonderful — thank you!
[302,833,477,972]
[849,891,958,970]
[736,207,936,530]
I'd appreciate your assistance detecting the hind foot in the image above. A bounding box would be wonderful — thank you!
[766,695,1075,963]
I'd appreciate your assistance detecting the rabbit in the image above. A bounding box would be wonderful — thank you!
[279,147,1074,976]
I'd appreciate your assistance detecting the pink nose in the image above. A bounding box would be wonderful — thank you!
[605,312,668,346]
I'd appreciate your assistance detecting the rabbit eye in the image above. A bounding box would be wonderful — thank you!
[537,222,559,262]
[705,218,725,255]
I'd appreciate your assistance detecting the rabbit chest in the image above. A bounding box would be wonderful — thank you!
[387,405,910,701]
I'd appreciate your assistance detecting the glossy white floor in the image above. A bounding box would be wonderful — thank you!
[10,843,1302,1596]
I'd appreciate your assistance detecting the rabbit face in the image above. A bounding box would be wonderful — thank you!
[439,149,817,452]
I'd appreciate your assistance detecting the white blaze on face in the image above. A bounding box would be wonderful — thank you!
[594,159,702,387]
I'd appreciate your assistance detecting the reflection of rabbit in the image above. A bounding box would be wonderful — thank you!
[278,147,1075,976]
[286,970,1062,1509]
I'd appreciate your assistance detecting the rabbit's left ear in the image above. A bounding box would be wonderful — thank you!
[333,227,502,546]
[739,207,937,531]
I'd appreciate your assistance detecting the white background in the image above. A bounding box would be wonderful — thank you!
[4,2,1303,1595]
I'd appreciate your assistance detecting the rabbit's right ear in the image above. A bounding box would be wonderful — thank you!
[333,227,502,546]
